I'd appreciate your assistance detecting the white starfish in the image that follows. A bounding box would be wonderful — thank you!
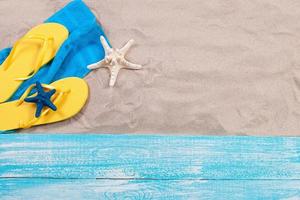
[88,36,142,87]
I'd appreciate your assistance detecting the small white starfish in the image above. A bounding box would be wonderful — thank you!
[88,36,142,87]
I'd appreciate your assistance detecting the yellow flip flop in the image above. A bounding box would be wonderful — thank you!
[0,23,69,103]
[0,77,89,131]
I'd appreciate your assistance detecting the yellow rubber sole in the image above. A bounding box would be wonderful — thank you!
[0,77,89,131]
[0,23,69,103]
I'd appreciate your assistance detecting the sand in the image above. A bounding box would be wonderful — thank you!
[2,0,300,136]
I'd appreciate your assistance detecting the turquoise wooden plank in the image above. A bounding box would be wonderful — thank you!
[1,179,300,200]
[0,134,299,180]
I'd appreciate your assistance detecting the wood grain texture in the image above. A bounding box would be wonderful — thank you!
[1,179,300,200]
[0,134,300,199]
[1,134,300,179]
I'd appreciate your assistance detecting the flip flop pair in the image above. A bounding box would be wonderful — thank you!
[0,23,89,131]
[0,0,108,101]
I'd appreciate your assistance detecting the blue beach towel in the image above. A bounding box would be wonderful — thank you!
[0,0,108,101]
[0,48,11,65]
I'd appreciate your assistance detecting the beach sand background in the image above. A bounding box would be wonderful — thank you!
[1,0,300,136]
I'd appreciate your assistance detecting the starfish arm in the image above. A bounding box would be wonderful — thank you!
[121,58,142,70]
[100,36,113,55]
[44,99,57,111]
[47,89,56,97]
[119,39,134,55]
[109,65,121,87]
[44,90,57,111]
[35,102,44,118]
[35,82,43,92]
[87,59,107,70]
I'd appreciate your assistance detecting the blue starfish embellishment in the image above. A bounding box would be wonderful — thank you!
[24,82,57,118]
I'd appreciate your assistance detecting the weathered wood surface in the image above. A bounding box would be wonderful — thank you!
[1,179,300,200]
[0,134,300,199]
